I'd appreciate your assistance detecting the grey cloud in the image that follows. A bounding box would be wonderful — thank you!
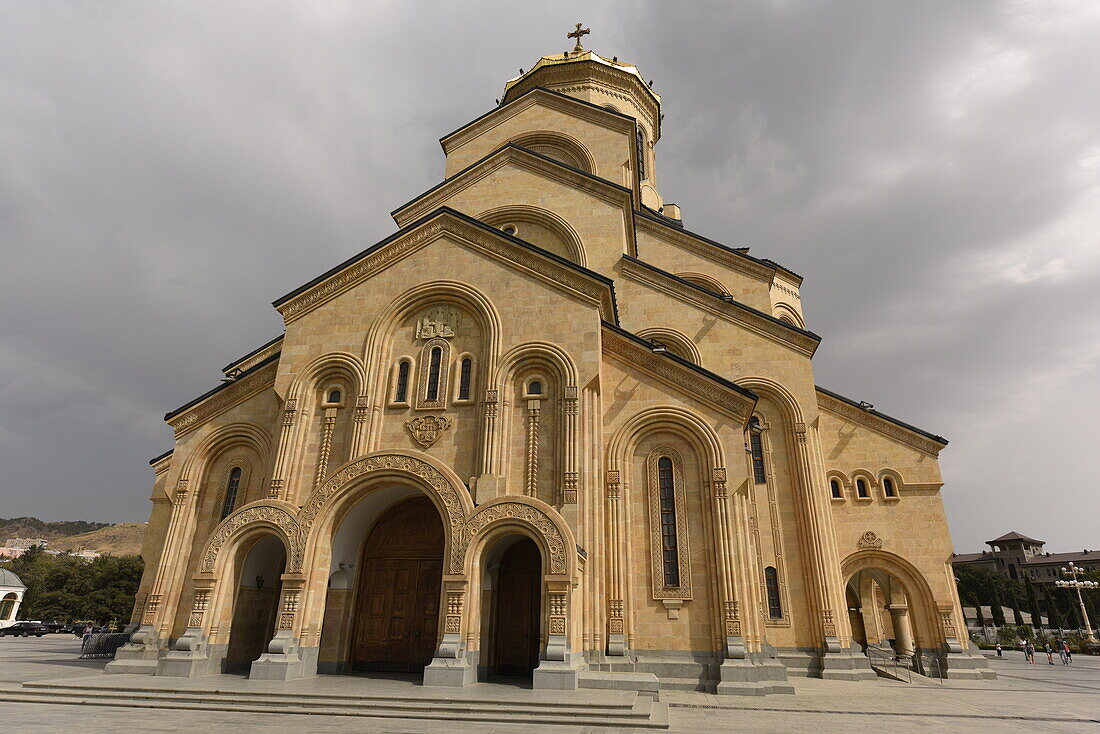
[1,1,1097,550]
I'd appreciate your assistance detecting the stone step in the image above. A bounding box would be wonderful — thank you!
[579,670,661,695]
[657,676,714,692]
[15,683,669,729]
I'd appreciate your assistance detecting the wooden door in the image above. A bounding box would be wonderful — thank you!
[493,538,541,676]
[350,497,444,672]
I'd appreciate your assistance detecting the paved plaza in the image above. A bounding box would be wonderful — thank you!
[2,637,1099,732]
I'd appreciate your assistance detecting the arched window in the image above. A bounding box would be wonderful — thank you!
[765,566,783,619]
[830,479,843,499]
[426,347,443,401]
[883,477,897,498]
[220,466,242,520]
[748,417,766,484]
[458,357,473,401]
[327,389,341,404]
[0,593,16,620]
[395,361,410,403]
[636,129,647,181]
[856,478,869,498]
[657,457,679,588]
[527,380,542,396]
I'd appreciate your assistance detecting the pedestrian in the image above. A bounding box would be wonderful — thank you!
[1025,640,1035,664]
[996,642,1002,657]
[1056,639,1067,664]
[1064,640,1072,665]
[1045,642,1054,664]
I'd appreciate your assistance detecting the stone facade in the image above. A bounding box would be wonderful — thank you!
[109,42,990,691]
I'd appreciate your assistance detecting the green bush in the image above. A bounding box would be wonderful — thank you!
[0,546,142,624]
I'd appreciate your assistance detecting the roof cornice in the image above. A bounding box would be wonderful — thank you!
[620,256,821,357]
[633,209,781,285]
[392,143,634,228]
[601,321,757,422]
[166,356,280,438]
[440,86,636,154]
[275,207,618,326]
[221,334,284,377]
[816,386,948,457]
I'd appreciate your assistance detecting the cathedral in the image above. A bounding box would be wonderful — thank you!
[111,33,992,693]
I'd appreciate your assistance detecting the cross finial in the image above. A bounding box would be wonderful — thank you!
[567,22,590,53]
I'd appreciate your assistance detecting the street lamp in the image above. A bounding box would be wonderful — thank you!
[1056,563,1098,644]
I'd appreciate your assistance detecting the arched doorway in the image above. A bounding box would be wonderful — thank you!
[349,495,444,672]
[846,567,919,655]
[488,537,542,676]
[225,534,285,672]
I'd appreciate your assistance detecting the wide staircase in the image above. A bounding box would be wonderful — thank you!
[7,675,669,729]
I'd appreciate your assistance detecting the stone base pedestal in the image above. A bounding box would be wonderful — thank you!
[716,657,795,696]
[424,655,477,687]
[533,658,582,690]
[156,643,227,678]
[819,649,876,680]
[249,646,319,681]
[105,625,162,675]
[943,651,997,680]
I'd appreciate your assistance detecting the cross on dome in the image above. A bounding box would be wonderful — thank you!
[567,23,590,53]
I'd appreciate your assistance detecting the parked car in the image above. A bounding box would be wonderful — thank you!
[41,622,66,633]
[0,622,49,637]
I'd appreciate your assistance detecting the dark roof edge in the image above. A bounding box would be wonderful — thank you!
[621,255,822,343]
[815,385,948,445]
[220,333,284,374]
[148,448,174,466]
[634,208,805,286]
[164,353,280,422]
[601,320,759,404]
[439,85,637,149]
[392,142,632,221]
[273,206,617,319]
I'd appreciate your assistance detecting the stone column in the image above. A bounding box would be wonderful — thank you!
[534,578,581,689]
[349,395,370,457]
[560,386,579,526]
[250,574,315,680]
[313,407,338,489]
[268,398,299,500]
[424,577,476,686]
[604,469,628,656]
[888,603,914,656]
[156,578,224,677]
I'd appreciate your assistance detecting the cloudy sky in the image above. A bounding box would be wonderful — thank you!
[1,1,1098,553]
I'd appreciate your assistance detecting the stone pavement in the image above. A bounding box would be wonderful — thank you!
[2,637,1099,733]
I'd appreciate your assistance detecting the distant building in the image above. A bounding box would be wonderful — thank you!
[0,568,26,627]
[4,538,48,550]
[952,531,1099,584]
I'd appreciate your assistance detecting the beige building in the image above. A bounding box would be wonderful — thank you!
[109,37,990,693]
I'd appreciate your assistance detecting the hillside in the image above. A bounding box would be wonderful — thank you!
[52,523,147,557]
[0,517,146,556]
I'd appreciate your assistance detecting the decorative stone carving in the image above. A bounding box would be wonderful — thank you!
[822,608,837,637]
[463,501,568,575]
[712,467,728,499]
[298,454,468,574]
[605,470,621,499]
[724,600,741,637]
[563,472,578,504]
[857,531,883,549]
[143,593,161,625]
[172,478,190,505]
[405,415,452,448]
[416,306,458,339]
[444,589,464,634]
[278,590,300,630]
[647,447,692,601]
[201,504,300,573]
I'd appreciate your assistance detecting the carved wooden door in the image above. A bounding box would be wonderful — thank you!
[493,538,541,676]
[350,496,444,672]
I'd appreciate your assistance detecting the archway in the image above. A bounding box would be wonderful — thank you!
[349,495,444,673]
[225,534,285,672]
[482,535,542,677]
[845,566,922,656]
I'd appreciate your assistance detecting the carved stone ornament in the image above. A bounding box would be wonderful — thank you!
[405,415,452,448]
[416,306,458,339]
[857,531,883,549]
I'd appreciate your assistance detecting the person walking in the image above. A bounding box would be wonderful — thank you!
[1064,640,1072,665]
[1045,642,1054,664]
[1025,640,1035,664]
[1057,639,1067,664]
[996,642,1002,657]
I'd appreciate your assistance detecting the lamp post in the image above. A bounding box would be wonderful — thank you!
[1056,563,1098,644]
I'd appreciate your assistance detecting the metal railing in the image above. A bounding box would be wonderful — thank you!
[79,632,132,659]
[913,651,944,684]
[866,645,912,683]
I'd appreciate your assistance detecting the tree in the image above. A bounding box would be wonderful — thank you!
[1024,577,1043,628]
[975,603,986,627]
[990,587,1007,627]
[0,552,142,625]
[1042,584,1064,629]
[1010,589,1025,626]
